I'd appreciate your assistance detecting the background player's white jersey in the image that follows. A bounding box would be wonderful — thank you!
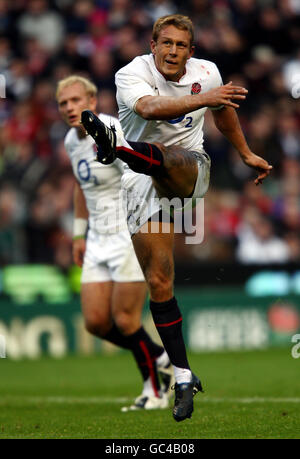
[115,54,223,152]
[64,114,127,234]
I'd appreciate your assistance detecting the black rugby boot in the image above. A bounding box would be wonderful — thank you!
[172,374,204,422]
[81,110,117,164]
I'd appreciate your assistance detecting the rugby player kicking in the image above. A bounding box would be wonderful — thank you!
[81,14,272,421]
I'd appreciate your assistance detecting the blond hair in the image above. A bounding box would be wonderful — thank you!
[152,14,194,46]
[56,75,98,100]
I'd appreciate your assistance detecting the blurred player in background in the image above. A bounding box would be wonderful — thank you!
[56,75,174,412]
[81,14,272,422]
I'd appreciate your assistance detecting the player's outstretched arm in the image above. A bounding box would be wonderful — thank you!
[212,106,273,185]
[135,82,248,120]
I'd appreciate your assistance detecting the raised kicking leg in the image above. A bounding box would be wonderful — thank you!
[81,110,199,199]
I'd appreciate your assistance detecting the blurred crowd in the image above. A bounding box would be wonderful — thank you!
[0,0,299,270]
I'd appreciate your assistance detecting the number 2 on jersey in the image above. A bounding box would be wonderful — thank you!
[184,116,193,128]
[167,116,193,128]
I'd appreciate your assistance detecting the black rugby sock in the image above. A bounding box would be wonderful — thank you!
[103,324,162,355]
[116,141,164,176]
[127,327,162,396]
[150,297,190,370]
[103,323,133,348]
[104,324,163,394]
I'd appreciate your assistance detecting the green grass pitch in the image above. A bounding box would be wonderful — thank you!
[0,348,299,439]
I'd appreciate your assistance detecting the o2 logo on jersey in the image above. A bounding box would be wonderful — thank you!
[77,159,99,185]
[167,115,193,128]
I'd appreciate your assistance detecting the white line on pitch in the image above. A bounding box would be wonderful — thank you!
[1,396,300,404]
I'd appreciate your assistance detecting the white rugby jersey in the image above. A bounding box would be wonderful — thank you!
[115,54,223,151]
[64,114,127,234]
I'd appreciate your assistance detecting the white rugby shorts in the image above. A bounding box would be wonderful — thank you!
[121,151,211,236]
[81,228,144,283]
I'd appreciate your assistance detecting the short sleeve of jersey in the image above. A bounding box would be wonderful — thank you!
[206,62,224,111]
[207,61,223,88]
[115,61,156,112]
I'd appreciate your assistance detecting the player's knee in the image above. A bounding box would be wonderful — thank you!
[114,311,133,335]
[147,272,173,301]
[84,315,111,338]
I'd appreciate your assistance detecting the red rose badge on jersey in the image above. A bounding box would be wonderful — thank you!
[191,82,201,95]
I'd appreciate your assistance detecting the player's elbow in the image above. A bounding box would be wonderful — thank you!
[135,98,157,120]
[213,106,237,133]
[136,105,156,120]
[214,118,226,133]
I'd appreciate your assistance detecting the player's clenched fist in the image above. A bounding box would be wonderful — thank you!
[203,82,248,109]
